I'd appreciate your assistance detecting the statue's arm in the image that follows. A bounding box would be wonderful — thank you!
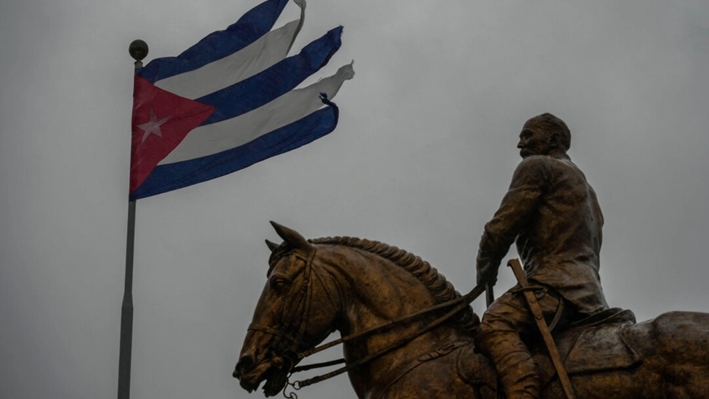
[476,157,548,284]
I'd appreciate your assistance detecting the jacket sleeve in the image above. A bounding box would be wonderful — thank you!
[477,156,549,274]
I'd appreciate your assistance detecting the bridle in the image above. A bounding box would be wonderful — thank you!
[247,249,318,363]
[247,248,486,397]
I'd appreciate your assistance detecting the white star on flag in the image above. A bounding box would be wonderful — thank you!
[138,109,170,142]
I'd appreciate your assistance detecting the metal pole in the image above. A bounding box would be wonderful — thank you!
[118,200,136,399]
[118,40,148,399]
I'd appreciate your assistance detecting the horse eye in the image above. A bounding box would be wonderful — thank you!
[270,276,291,295]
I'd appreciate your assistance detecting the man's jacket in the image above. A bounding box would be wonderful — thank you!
[477,153,609,315]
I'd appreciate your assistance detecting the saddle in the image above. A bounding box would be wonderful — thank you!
[457,308,641,393]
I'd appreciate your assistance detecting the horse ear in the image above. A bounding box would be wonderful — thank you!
[265,239,279,252]
[270,221,310,250]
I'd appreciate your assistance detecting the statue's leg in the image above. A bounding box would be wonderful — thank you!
[475,288,565,399]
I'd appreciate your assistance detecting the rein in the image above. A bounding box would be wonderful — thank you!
[287,283,486,390]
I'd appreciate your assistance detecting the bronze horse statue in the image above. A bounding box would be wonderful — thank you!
[234,223,709,398]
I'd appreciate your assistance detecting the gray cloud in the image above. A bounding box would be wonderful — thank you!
[1,0,708,398]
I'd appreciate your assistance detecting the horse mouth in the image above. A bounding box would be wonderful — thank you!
[235,361,289,397]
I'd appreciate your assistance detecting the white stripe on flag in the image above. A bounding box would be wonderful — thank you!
[159,62,354,165]
[155,19,302,100]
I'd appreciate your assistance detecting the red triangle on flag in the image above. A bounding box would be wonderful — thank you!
[129,76,215,194]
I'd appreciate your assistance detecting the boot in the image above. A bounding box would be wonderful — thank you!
[476,330,540,399]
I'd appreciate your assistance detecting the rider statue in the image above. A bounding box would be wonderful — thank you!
[474,113,609,399]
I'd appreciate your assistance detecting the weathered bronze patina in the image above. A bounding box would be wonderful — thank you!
[234,222,709,398]
[475,113,608,398]
[234,113,708,398]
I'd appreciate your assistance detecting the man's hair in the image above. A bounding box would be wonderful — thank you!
[528,113,571,151]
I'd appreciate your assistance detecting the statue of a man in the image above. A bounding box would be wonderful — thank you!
[474,113,609,399]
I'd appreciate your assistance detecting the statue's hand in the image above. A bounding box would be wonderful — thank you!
[476,260,498,286]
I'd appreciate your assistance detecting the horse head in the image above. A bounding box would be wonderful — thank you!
[234,222,342,396]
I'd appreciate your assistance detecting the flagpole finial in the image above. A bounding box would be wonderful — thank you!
[129,40,149,68]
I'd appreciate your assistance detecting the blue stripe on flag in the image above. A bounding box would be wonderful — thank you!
[198,27,343,125]
[130,104,339,200]
[136,0,289,83]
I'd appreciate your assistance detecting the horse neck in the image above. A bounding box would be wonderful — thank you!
[320,246,469,396]
[324,247,435,332]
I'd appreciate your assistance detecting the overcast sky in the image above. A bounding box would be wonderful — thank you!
[1,1,708,398]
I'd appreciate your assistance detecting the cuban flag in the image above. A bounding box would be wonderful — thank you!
[129,0,354,200]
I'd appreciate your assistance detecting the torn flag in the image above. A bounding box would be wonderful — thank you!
[129,0,353,200]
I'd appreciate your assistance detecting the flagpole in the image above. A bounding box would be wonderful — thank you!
[118,40,148,399]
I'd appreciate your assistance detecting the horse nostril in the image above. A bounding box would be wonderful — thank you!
[234,355,254,378]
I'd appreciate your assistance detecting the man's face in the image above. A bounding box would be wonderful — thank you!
[517,120,552,159]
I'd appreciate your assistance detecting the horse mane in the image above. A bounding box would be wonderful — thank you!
[308,236,479,335]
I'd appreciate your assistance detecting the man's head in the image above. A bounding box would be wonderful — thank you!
[518,113,571,158]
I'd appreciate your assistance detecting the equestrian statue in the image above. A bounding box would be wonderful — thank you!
[234,114,709,399]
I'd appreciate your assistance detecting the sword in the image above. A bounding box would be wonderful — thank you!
[508,258,577,399]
